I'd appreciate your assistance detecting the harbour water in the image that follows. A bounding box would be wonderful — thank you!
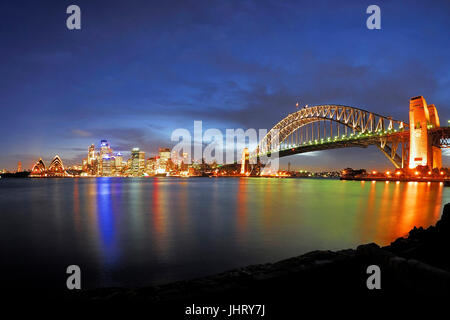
[0,177,448,289]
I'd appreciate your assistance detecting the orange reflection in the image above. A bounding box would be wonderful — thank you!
[236,178,248,233]
[86,178,99,241]
[358,180,444,245]
[73,179,80,232]
[151,179,169,260]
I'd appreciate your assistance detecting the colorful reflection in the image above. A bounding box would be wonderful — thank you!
[1,178,448,289]
[150,178,170,262]
[96,178,119,266]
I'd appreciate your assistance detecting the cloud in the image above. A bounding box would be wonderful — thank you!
[72,129,93,137]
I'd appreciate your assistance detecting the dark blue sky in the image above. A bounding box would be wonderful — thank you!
[1,0,449,171]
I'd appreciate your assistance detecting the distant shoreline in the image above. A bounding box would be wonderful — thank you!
[1,174,338,179]
[341,176,449,183]
[2,174,449,183]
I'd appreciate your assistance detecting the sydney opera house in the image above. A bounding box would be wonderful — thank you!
[30,155,66,177]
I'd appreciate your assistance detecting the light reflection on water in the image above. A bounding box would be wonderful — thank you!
[0,177,448,289]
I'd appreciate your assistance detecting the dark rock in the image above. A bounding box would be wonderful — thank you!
[436,203,450,233]
[409,226,425,239]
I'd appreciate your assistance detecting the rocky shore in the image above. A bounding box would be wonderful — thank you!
[69,203,450,309]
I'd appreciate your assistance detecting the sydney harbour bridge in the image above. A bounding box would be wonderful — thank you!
[243,96,450,172]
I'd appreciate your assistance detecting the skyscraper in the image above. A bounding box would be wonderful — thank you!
[88,144,96,165]
[158,148,171,172]
[139,150,146,175]
[131,148,141,176]
[86,144,97,175]
[146,157,157,174]
[101,156,112,176]
[100,140,112,158]
[115,152,123,174]
[99,140,113,176]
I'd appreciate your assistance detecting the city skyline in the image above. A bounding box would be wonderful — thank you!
[24,139,185,177]
[1,0,450,171]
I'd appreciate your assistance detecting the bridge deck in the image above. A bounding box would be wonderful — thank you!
[254,127,450,158]
[254,130,409,158]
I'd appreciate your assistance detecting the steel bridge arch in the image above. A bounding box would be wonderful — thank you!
[256,105,409,168]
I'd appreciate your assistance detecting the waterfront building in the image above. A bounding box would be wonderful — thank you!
[131,148,146,176]
[114,152,123,175]
[139,151,146,175]
[82,158,88,172]
[31,158,46,177]
[100,140,112,158]
[98,140,113,175]
[158,148,171,172]
[101,156,113,176]
[146,156,157,174]
[88,144,96,165]
[47,155,65,177]
[115,152,123,167]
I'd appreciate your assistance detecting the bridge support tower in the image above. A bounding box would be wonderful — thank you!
[240,148,249,175]
[409,96,442,169]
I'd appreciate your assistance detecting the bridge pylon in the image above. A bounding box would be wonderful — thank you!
[240,148,249,175]
[409,96,442,169]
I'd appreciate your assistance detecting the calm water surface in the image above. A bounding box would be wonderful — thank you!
[0,177,448,289]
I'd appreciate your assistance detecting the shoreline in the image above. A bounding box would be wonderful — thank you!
[341,176,449,183]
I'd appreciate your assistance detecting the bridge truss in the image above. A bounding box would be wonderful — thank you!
[255,105,410,168]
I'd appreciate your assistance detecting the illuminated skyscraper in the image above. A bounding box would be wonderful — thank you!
[131,148,142,177]
[88,144,96,165]
[17,161,22,173]
[146,157,157,173]
[99,140,113,176]
[158,148,171,172]
[139,151,146,175]
[85,144,97,175]
[100,140,112,158]
[115,152,123,174]
[101,156,112,176]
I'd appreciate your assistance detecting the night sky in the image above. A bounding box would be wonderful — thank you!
[1,0,449,171]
